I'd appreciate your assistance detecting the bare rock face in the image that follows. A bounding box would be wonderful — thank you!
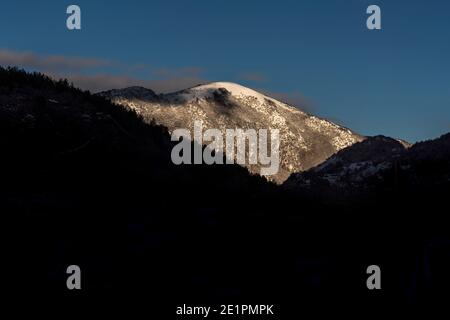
[99,82,364,183]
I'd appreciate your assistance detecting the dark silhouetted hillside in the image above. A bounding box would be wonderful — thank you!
[2,67,449,314]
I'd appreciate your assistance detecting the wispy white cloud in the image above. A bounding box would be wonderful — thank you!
[0,48,209,93]
[47,72,207,93]
[0,48,314,108]
[259,89,317,113]
[0,49,111,72]
[238,72,267,83]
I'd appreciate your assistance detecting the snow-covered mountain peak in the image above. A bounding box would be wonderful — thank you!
[99,82,365,183]
[191,82,268,98]
[178,82,290,107]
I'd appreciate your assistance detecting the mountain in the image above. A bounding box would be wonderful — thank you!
[284,133,450,192]
[284,135,408,189]
[3,67,450,309]
[99,82,364,183]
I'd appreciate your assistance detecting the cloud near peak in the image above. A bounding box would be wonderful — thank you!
[0,48,314,112]
[49,72,208,93]
[0,48,209,93]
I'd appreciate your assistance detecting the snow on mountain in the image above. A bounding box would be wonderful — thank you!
[99,82,364,183]
[284,135,409,189]
[179,82,284,104]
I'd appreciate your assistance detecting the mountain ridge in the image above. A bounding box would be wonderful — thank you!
[99,82,365,183]
[284,133,450,192]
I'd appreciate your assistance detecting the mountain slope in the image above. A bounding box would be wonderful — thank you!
[99,82,364,183]
[3,68,450,309]
[284,135,408,189]
[284,133,450,191]
[0,67,273,207]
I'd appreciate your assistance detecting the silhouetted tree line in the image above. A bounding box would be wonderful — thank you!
[0,66,276,205]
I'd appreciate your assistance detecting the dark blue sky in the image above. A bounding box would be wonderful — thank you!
[1,0,449,142]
